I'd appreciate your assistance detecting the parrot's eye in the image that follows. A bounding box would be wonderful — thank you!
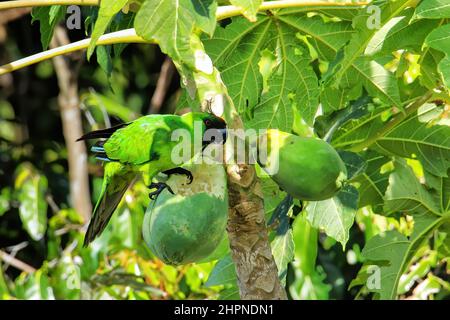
[204,119,211,127]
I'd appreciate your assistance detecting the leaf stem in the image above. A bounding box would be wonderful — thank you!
[348,91,434,152]
[0,0,99,10]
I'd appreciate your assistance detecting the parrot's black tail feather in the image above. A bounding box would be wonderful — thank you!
[76,123,128,141]
[83,182,130,247]
[83,166,133,247]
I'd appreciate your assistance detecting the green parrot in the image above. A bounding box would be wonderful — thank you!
[77,112,227,247]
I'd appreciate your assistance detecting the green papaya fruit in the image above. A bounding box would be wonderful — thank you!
[258,129,347,201]
[142,163,228,265]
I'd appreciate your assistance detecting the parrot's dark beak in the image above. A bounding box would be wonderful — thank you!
[219,128,227,144]
[202,128,227,150]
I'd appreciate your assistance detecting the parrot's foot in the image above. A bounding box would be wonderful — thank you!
[148,182,174,200]
[162,167,193,184]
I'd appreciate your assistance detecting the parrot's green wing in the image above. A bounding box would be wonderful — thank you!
[103,115,188,168]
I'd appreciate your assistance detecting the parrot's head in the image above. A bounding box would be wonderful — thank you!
[190,112,227,148]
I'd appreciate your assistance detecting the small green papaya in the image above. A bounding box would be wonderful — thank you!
[258,129,347,201]
[142,163,228,265]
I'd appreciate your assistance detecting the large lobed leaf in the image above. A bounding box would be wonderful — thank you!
[204,14,319,127]
[280,13,401,111]
[135,0,217,69]
[375,107,450,178]
[358,158,449,299]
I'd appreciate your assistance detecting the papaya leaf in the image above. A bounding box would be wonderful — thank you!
[87,0,129,59]
[331,107,386,150]
[204,254,237,288]
[438,172,450,213]
[338,151,367,181]
[271,228,294,287]
[204,15,319,126]
[305,185,358,249]
[230,0,262,22]
[205,254,240,299]
[361,230,410,299]
[31,6,66,50]
[204,17,271,114]
[191,0,218,36]
[366,8,441,57]
[353,151,391,212]
[279,14,401,110]
[324,0,413,89]
[375,106,450,178]
[278,14,353,62]
[247,30,319,128]
[424,23,450,88]
[384,160,442,216]
[96,45,113,78]
[14,163,48,241]
[269,195,294,286]
[315,92,372,141]
[414,0,450,19]
[361,210,442,300]
[111,11,136,57]
[135,0,216,69]
[420,48,445,90]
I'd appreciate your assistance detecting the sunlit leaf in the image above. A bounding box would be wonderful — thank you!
[375,107,450,178]
[31,5,66,50]
[87,0,129,59]
[305,185,358,249]
[14,163,48,241]
[414,0,450,19]
[424,23,450,88]
[230,0,262,22]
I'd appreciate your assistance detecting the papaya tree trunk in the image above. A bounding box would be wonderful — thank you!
[225,116,286,300]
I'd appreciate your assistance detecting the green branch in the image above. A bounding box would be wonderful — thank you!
[0,29,147,75]
[0,0,368,75]
[348,91,434,152]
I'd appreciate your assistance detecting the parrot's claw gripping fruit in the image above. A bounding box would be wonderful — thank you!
[162,167,194,185]
[148,182,174,200]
